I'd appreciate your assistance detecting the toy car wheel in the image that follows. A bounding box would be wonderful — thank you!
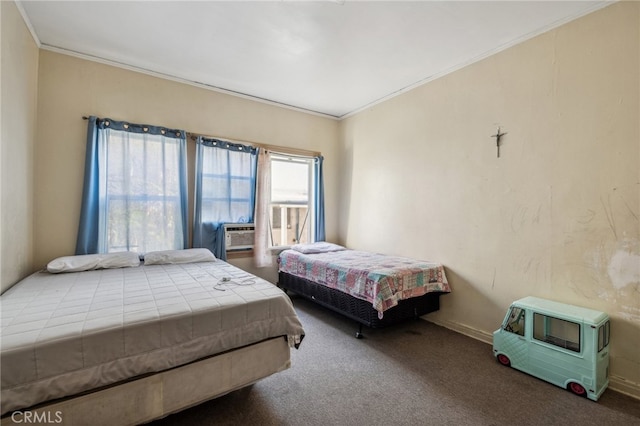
[568,382,586,397]
[497,354,511,366]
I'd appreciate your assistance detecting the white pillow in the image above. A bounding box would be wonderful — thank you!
[47,252,140,273]
[143,248,216,265]
[290,242,346,254]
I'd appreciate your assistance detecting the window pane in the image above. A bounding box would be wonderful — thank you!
[230,177,252,199]
[598,321,610,352]
[598,326,604,352]
[202,176,229,198]
[198,144,256,225]
[271,207,282,229]
[269,157,313,247]
[504,307,525,336]
[103,130,184,253]
[533,313,581,352]
[271,160,309,203]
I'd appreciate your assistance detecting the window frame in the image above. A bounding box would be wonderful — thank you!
[268,154,316,248]
[533,313,581,353]
[598,321,610,352]
[503,307,525,336]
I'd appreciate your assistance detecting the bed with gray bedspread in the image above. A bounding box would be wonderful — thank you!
[0,260,304,415]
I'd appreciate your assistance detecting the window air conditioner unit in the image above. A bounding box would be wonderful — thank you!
[224,223,255,251]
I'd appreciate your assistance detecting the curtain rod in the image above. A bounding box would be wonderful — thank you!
[82,116,321,157]
[189,132,321,158]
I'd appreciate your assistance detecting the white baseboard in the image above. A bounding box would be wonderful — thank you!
[608,375,640,401]
[425,318,640,401]
[426,317,493,345]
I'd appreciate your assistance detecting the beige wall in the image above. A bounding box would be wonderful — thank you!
[34,51,340,277]
[1,1,39,294]
[339,2,639,396]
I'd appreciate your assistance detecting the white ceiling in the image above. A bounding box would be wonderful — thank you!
[19,1,611,119]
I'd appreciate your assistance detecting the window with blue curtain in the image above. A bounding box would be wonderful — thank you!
[192,137,258,259]
[76,117,188,254]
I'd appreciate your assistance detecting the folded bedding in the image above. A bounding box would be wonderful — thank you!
[278,247,450,316]
[0,259,304,415]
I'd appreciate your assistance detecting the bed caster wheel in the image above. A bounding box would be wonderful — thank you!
[355,324,364,339]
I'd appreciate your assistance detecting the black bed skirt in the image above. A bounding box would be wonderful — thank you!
[278,271,445,329]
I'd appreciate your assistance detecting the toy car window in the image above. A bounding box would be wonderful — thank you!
[504,307,525,336]
[534,313,580,352]
[598,321,610,352]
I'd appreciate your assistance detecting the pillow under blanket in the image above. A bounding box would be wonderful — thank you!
[47,252,140,273]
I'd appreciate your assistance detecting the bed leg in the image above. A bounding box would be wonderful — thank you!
[355,323,363,339]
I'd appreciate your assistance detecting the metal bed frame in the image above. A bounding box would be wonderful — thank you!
[279,271,445,338]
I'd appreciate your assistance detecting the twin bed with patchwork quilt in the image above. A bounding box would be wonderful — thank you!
[278,242,450,337]
[1,249,304,425]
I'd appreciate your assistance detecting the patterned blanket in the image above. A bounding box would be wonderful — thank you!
[278,248,450,316]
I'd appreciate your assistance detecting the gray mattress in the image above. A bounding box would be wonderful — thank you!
[0,261,305,415]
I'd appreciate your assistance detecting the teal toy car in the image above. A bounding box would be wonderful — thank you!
[493,296,610,401]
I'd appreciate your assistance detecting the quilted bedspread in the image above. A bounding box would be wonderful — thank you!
[0,261,304,415]
[278,249,450,315]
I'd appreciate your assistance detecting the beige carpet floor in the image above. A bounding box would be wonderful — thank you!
[151,295,640,426]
